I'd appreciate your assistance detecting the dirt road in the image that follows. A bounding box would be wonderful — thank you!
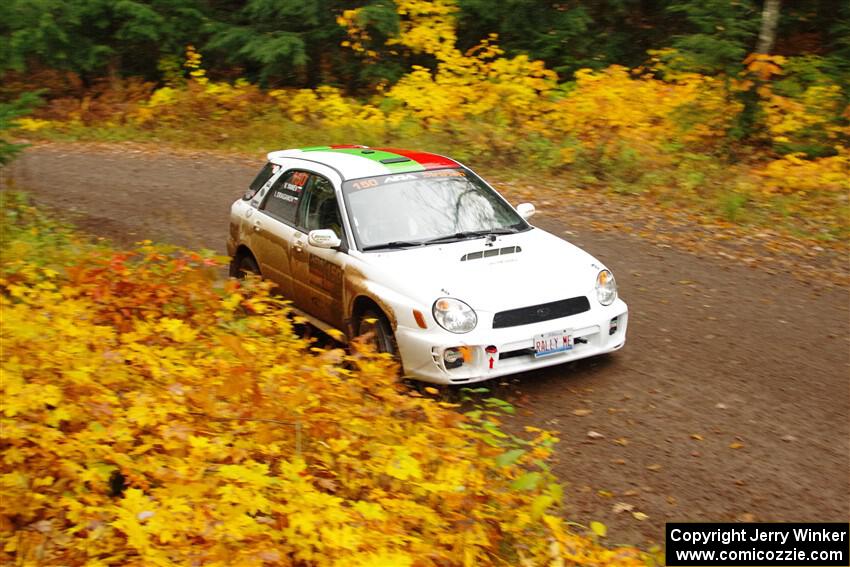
[6,143,849,547]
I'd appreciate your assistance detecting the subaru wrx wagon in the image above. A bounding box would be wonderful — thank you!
[228,145,628,384]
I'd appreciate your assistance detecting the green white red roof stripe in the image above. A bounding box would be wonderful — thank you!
[267,145,461,180]
[301,145,459,172]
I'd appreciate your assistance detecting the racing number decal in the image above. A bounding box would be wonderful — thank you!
[283,171,310,193]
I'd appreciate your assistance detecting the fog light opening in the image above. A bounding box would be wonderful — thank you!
[443,348,465,370]
[609,316,619,335]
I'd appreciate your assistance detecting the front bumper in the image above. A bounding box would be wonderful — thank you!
[395,299,628,385]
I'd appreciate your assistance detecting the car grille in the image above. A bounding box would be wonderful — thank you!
[492,296,591,329]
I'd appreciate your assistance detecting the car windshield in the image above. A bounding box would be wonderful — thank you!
[343,168,529,251]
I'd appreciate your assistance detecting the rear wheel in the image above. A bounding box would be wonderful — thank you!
[230,253,260,279]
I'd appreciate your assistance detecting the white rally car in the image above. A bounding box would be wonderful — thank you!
[228,145,628,384]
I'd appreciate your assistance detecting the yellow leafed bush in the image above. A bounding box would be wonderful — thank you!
[755,148,850,195]
[762,84,848,150]
[548,66,737,162]
[0,195,644,566]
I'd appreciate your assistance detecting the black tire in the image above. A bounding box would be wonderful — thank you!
[356,308,398,356]
[230,253,260,279]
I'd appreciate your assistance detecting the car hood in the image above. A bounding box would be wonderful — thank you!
[357,228,604,313]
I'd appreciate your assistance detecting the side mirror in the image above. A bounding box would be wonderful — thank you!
[308,229,342,249]
[516,202,536,220]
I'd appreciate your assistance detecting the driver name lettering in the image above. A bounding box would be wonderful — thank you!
[273,190,298,203]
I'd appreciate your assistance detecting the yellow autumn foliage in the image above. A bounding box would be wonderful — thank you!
[339,0,459,62]
[752,148,850,230]
[762,84,848,148]
[0,195,645,566]
[547,66,737,162]
[384,35,558,129]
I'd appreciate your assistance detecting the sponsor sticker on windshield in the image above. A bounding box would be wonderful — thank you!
[347,169,467,192]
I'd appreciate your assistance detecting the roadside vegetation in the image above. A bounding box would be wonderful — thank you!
[4,1,849,244]
[0,192,648,565]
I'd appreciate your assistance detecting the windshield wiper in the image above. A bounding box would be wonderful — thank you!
[361,240,424,251]
[422,227,521,245]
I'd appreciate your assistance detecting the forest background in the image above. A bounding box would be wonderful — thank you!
[2,0,849,242]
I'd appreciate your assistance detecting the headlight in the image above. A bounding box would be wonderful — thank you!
[433,297,477,333]
[595,269,617,306]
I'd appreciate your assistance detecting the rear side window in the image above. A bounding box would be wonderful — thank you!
[243,162,277,200]
[260,170,311,224]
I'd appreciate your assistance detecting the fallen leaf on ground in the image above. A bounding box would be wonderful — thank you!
[587,431,605,440]
[729,442,744,449]
[590,521,607,538]
[646,463,662,472]
[632,511,649,521]
[690,433,704,441]
[612,502,634,514]
[572,408,592,417]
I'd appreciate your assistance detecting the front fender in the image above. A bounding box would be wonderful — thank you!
[345,274,430,334]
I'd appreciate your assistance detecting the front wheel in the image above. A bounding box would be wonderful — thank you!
[356,308,398,356]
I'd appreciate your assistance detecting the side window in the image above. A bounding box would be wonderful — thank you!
[244,162,277,200]
[299,175,343,238]
[260,170,310,224]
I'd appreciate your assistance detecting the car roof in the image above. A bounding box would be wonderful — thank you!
[267,145,461,181]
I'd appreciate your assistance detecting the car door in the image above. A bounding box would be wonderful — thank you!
[249,169,312,298]
[290,173,348,330]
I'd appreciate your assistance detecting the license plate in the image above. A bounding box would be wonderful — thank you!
[534,330,572,358]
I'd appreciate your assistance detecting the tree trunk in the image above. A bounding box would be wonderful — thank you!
[756,0,781,53]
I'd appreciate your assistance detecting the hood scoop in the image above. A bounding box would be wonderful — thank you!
[460,245,522,262]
